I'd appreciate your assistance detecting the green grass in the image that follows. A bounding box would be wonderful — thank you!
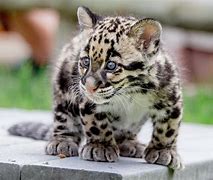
[183,87,213,124]
[0,63,51,110]
[0,63,212,124]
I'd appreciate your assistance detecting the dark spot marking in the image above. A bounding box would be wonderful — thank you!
[168,89,180,105]
[57,61,71,93]
[114,116,120,121]
[170,139,176,145]
[92,121,97,126]
[115,18,121,24]
[154,135,160,141]
[81,102,96,116]
[112,126,117,131]
[98,34,103,44]
[104,39,110,44]
[80,118,86,125]
[90,126,100,135]
[105,131,112,137]
[157,128,163,134]
[120,61,144,71]
[153,101,166,110]
[124,22,130,26]
[157,143,163,148]
[114,68,123,75]
[84,44,90,53]
[80,108,85,117]
[111,50,121,58]
[165,129,175,138]
[93,51,97,57]
[99,24,105,29]
[158,60,174,88]
[93,35,97,41]
[94,112,107,120]
[68,103,80,117]
[86,131,92,137]
[154,40,160,48]
[166,109,170,115]
[55,114,67,123]
[142,82,156,90]
[116,33,120,43]
[55,103,68,115]
[170,107,181,119]
[161,117,169,123]
[60,132,76,137]
[106,39,121,60]
[151,114,156,119]
[100,123,108,129]
[57,125,66,130]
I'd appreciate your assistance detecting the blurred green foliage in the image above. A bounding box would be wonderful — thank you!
[183,87,213,124]
[0,63,212,124]
[0,62,51,110]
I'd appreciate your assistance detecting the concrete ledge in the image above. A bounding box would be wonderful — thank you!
[0,163,20,180]
[0,108,213,180]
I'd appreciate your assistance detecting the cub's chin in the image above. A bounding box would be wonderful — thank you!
[86,94,111,105]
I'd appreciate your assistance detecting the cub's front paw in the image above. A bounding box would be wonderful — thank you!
[45,140,78,157]
[144,147,183,169]
[119,140,146,158]
[80,142,119,162]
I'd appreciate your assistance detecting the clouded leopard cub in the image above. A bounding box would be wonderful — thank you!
[9,7,183,169]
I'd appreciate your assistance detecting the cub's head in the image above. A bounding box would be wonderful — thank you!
[77,6,162,104]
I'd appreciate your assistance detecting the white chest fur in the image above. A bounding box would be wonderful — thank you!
[98,93,151,132]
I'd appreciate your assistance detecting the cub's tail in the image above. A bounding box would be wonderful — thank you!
[8,122,52,140]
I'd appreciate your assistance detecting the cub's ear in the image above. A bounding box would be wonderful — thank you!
[127,18,162,55]
[77,6,101,29]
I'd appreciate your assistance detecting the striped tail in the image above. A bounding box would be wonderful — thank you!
[8,122,52,140]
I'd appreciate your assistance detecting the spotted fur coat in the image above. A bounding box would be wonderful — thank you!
[9,6,183,169]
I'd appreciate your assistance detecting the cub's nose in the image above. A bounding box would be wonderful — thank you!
[84,76,102,93]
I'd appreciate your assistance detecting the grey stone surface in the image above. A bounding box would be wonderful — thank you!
[0,163,20,180]
[0,108,213,180]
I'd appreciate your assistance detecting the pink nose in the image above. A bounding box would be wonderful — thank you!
[85,76,98,93]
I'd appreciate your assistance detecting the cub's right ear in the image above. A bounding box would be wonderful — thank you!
[77,6,101,29]
[127,18,162,55]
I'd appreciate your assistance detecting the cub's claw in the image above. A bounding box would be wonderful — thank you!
[45,139,78,157]
[119,140,146,158]
[145,147,183,169]
[80,142,119,162]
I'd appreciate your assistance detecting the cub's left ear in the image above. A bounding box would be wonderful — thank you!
[127,18,162,55]
[77,6,101,30]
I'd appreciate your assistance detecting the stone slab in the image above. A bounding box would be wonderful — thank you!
[0,108,213,180]
[0,163,20,180]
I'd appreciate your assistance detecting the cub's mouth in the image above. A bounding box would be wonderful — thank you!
[80,83,115,104]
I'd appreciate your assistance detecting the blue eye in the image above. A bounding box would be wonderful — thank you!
[106,61,117,71]
[81,57,90,68]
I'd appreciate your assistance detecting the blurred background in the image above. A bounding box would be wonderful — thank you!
[0,0,212,124]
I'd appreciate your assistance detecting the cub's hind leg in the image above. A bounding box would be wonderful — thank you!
[46,101,83,157]
[115,129,146,158]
